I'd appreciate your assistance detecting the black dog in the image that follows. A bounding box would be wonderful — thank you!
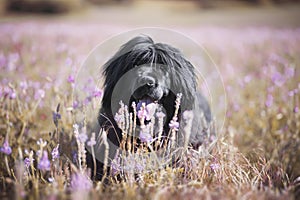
[86,35,211,181]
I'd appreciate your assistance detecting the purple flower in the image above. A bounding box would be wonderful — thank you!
[210,163,220,172]
[72,150,78,163]
[52,112,61,127]
[51,145,60,161]
[0,140,12,155]
[70,172,92,191]
[111,156,121,176]
[9,91,17,99]
[87,133,96,147]
[294,106,299,113]
[92,88,103,98]
[114,112,125,125]
[135,162,145,172]
[169,119,179,130]
[19,81,28,91]
[285,67,295,78]
[83,96,92,105]
[140,129,152,143]
[3,86,16,99]
[24,157,31,168]
[38,151,51,171]
[3,86,11,96]
[271,71,285,87]
[72,100,79,109]
[87,140,96,147]
[137,102,157,121]
[288,90,294,97]
[145,103,157,120]
[137,107,147,120]
[34,89,45,100]
[68,75,75,83]
[24,157,34,168]
[78,133,88,143]
[265,94,273,108]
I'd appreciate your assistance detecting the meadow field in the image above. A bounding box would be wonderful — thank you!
[0,1,300,199]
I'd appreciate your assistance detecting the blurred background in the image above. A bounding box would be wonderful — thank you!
[0,2,300,197]
[1,0,300,28]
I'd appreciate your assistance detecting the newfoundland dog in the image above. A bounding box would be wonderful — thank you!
[86,35,211,181]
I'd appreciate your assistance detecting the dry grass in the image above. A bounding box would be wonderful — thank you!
[0,25,299,199]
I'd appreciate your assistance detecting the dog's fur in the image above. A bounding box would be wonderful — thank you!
[86,35,211,181]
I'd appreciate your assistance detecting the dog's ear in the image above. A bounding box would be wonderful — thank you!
[152,43,197,111]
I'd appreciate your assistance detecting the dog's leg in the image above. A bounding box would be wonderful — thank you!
[86,113,123,182]
[189,92,212,149]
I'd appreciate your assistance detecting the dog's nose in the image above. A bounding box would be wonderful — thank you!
[146,82,155,88]
[149,87,164,101]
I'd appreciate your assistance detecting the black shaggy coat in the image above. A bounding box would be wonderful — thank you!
[86,35,211,181]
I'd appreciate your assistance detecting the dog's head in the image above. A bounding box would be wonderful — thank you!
[131,64,170,104]
[101,35,197,123]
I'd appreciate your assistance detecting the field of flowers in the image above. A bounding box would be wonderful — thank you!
[0,23,300,200]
